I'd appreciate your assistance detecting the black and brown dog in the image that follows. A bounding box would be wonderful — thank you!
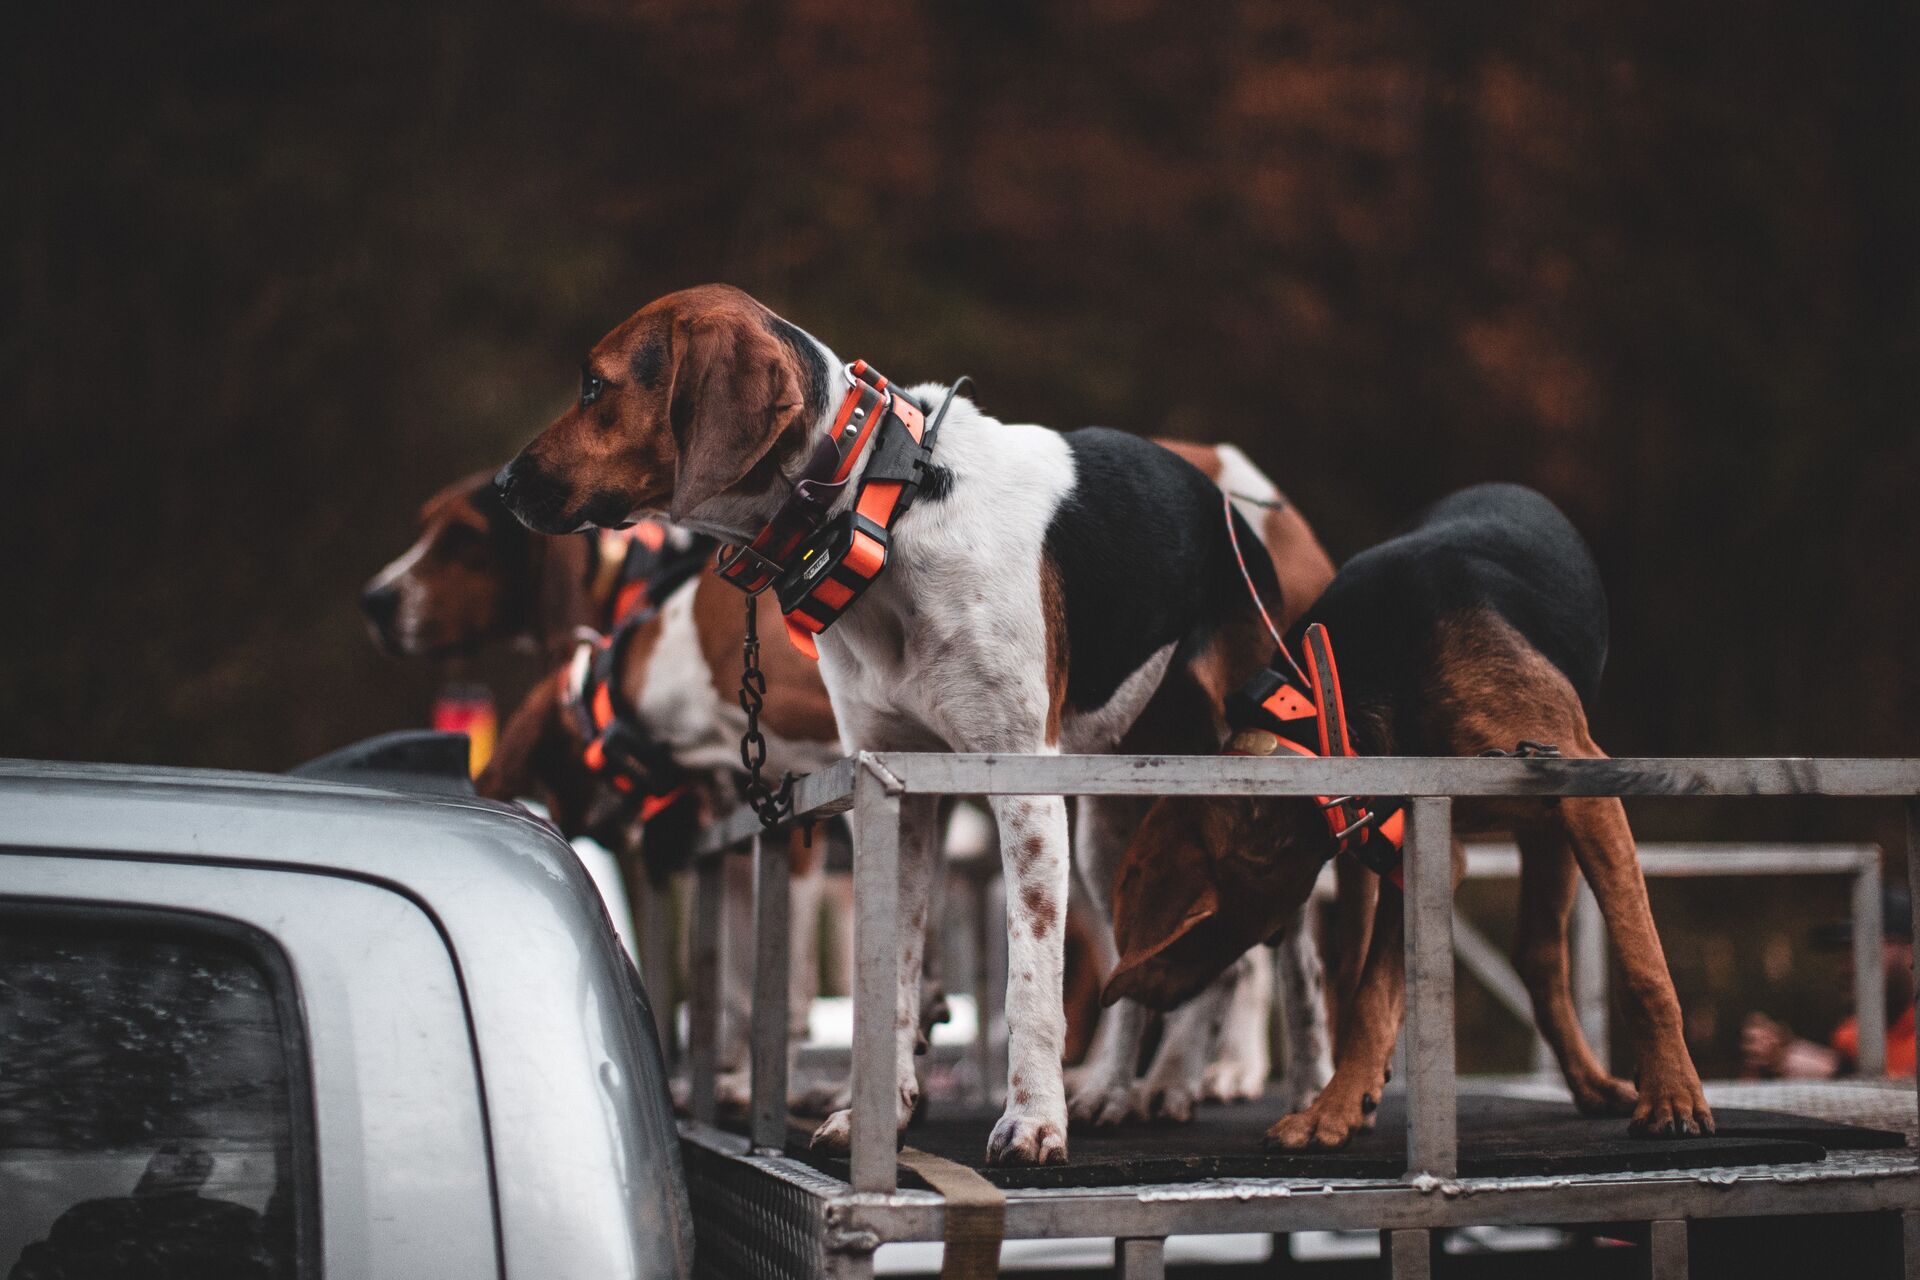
[1102,483,1713,1148]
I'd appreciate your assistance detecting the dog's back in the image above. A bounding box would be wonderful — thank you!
[1045,427,1281,715]
[1299,483,1607,713]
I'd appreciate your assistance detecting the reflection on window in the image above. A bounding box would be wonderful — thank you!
[0,914,308,1279]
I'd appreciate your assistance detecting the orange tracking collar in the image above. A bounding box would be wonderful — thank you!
[715,361,955,659]
[562,619,690,821]
[1226,622,1407,883]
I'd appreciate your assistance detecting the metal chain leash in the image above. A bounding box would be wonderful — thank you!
[738,596,795,829]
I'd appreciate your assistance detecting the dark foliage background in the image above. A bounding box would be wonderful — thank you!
[4,0,1915,1074]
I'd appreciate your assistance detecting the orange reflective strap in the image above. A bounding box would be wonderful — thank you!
[639,783,690,822]
[1261,683,1316,721]
[844,526,888,579]
[1378,808,1405,848]
[785,616,820,659]
[812,576,855,610]
[591,682,615,731]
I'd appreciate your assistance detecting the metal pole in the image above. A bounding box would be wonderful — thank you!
[1647,1219,1688,1279]
[1386,1228,1431,1280]
[1908,798,1920,1137]
[689,852,725,1124]
[1853,850,1886,1077]
[1403,796,1456,1179]
[640,875,676,1061]
[750,832,792,1151]
[1115,1237,1166,1280]
[851,760,902,1193]
[1572,881,1609,1070]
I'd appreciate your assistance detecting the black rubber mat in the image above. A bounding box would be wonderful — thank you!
[778,1086,1905,1190]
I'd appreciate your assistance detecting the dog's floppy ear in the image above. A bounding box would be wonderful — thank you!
[666,310,807,521]
[1101,796,1251,1012]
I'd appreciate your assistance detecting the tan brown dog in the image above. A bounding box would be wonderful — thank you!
[361,471,606,663]
[1103,484,1713,1148]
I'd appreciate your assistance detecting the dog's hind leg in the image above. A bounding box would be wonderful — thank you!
[1202,945,1274,1105]
[1512,820,1637,1117]
[1140,962,1243,1121]
[1558,783,1714,1136]
[1067,795,1151,1127]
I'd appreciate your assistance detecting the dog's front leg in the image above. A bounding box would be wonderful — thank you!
[1067,796,1151,1127]
[810,794,940,1152]
[987,792,1071,1166]
[1271,904,1334,1111]
[1267,884,1406,1150]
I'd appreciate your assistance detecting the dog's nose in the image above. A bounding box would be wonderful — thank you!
[493,458,521,499]
[360,583,399,625]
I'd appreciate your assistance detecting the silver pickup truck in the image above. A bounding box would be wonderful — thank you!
[0,743,693,1279]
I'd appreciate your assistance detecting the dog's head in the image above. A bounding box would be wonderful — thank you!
[495,284,823,536]
[362,472,536,658]
[1101,784,1327,1012]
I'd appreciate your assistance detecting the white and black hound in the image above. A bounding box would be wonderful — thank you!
[496,284,1327,1165]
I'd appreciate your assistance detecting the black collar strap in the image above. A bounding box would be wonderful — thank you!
[715,360,947,659]
[562,611,690,818]
[1225,622,1406,883]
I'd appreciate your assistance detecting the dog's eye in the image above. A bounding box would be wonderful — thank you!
[580,366,607,408]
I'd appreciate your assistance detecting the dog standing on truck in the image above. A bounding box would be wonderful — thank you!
[493,283,1340,1164]
[1102,483,1714,1147]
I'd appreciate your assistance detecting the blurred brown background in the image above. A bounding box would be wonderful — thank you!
[3,0,1915,1073]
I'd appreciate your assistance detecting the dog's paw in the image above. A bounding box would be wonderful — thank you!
[1068,1081,1141,1128]
[1202,1059,1269,1104]
[1628,1067,1714,1138]
[809,1109,852,1155]
[1142,1081,1198,1124]
[986,1110,1068,1166]
[1569,1072,1638,1118]
[1264,1088,1376,1150]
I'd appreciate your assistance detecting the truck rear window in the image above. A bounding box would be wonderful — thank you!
[0,909,314,1279]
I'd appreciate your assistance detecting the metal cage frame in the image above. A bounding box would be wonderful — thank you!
[678,753,1920,1279]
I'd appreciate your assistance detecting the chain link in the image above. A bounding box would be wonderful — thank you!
[738,596,795,829]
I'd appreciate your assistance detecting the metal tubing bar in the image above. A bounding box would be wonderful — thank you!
[1647,1219,1687,1279]
[640,875,676,1061]
[689,854,725,1124]
[851,758,903,1193]
[1387,1228,1432,1280]
[1468,842,1882,878]
[1403,797,1456,1179]
[813,1158,1920,1244]
[750,833,792,1151]
[1572,882,1609,1068]
[693,756,860,858]
[1909,797,1920,1137]
[869,753,1920,799]
[1115,1237,1165,1280]
[1854,856,1887,1077]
